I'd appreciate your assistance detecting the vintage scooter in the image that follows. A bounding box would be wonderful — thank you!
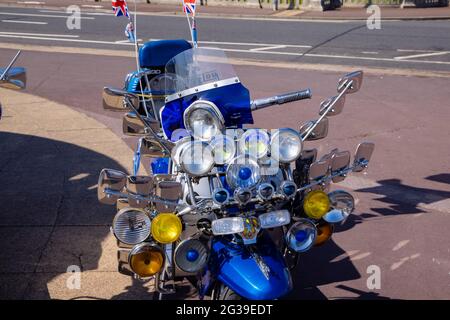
[0,50,27,120]
[98,40,374,300]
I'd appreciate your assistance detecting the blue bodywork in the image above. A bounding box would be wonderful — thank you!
[161,83,254,141]
[127,40,290,300]
[209,233,292,300]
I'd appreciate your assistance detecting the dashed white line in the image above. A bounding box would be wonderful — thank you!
[0,12,95,19]
[0,31,79,38]
[250,45,288,52]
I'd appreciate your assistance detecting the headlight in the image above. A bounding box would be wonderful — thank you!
[171,136,191,167]
[259,210,291,229]
[285,218,317,252]
[112,208,151,245]
[303,190,330,219]
[151,213,182,244]
[226,155,261,189]
[211,217,244,235]
[174,239,208,273]
[271,128,302,163]
[238,129,270,159]
[212,187,230,205]
[280,181,297,198]
[323,190,355,223]
[128,243,164,278]
[183,100,224,141]
[180,140,214,176]
[257,182,275,200]
[210,134,236,165]
[234,188,252,205]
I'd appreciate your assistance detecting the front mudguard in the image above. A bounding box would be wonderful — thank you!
[209,232,293,300]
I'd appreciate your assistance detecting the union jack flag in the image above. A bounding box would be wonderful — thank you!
[183,0,196,16]
[112,0,129,18]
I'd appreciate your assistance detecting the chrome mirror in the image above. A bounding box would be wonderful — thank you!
[331,150,351,182]
[323,190,355,223]
[338,70,363,94]
[103,87,139,112]
[97,169,127,205]
[154,174,183,212]
[319,94,346,116]
[0,67,27,90]
[140,137,167,158]
[122,112,160,136]
[126,176,154,208]
[353,142,375,172]
[299,148,317,164]
[300,117,329,141]
[308,157,331,182]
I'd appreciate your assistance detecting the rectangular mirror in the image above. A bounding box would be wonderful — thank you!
[154,174,182,212]
[126,175,153,208]
[319,94,346,117]
[97,169,127,205]
[140,137,167,158]
[338,70,364,94]
[331,150,351,182]
[0,67,27,90]
[308,157,331,182]
[122,112,161,136]
[300,117,329,141]
[353,142,375,172]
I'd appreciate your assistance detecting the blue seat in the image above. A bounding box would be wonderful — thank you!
[139,39,192,69]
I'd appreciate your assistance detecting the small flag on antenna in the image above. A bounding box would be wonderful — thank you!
[112,0,130,18]
[183,0,196,17]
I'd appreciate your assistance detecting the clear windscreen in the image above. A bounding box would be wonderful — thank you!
[164,48,237,94]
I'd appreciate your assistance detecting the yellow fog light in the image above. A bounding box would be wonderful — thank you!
[128,243,164,278]
[303,190,330,219]
[151,213,182,244]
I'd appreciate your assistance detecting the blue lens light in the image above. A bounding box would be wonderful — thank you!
[186,249,199,262]
[295,230,308,242]
[283,184,296,196]
[238,167,252,180]
[214,190,228,203]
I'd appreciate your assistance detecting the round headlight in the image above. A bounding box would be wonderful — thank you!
[239,129,270,159]
[151,213,182,244]
[303,190,330,220]
[257,183,275,200]
[285,218,317,253]
[183,101,224,141]
[174,239,208,273]
[171,136,191,167]
[128,243,164,278]
[271,128,302,163]
[280,181,297,198]
[180,140,214,176]
[210,134,236,165]
[212,188,230,205]
[226,155,261,189]
[112,208,151,245]
[323,190,355,223]
[314,222,334,246]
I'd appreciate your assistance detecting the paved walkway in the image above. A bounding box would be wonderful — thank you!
[1,0,449,20]
[0,88,156,299]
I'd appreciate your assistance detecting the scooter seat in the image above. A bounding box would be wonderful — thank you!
[139,39,192,69]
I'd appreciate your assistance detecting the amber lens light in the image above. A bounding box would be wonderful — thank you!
[303,190,330,219]
[151,213,182,244]
[314,222,334,246]
[129,243,164,278]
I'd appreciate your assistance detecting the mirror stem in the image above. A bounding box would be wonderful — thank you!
[301,80,353,141]
[0,50,21,81]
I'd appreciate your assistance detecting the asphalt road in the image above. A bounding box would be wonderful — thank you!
[1,6,450,300]
[1,7,450,72]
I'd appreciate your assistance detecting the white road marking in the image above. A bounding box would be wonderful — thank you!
[1,20,47,25]
[0,31,79,38]
[0,12,95,20]
[397,49,437,53]
[250,45,288,52]
[394,51,450,60]
[361,51,379,55]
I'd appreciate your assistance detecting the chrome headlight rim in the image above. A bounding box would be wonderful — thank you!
[323,190,355,223]
[270,128,303,163]
[226,155,261,189]
[280,180,297,199]
[238,129,270,159]
[112,208,151,245]
[183,100,225,141]
[128,242,165,278]
[209,133,237,165]
[257,182,275,200]
[179,140,215,176]
[285,218,317,253]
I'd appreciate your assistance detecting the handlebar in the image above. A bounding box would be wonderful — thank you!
[250,88,312,111]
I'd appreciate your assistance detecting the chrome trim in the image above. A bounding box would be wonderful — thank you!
[165,77,240,103]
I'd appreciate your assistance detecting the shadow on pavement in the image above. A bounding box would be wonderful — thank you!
[0,131,146,299]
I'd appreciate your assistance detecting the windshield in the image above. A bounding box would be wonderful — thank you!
[165,48,237,93]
